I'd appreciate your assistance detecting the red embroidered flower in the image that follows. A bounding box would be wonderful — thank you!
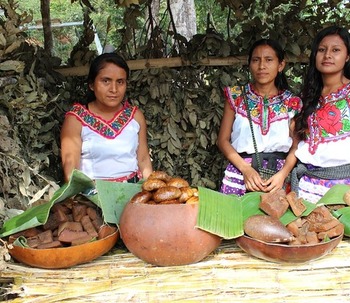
[286,97,301,111]
[317,103,343,135]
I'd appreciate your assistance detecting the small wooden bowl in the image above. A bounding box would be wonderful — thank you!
[119,202,222,266]
[8,231,119,269]
[235,233,343,263]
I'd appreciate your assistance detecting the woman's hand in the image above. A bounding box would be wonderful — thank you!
[241,166,267,192]
[261,171,287,192]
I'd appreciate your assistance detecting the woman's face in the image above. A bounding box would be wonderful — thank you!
[249,45,285,86]
[89,62,127,109]
[315,34,350,76]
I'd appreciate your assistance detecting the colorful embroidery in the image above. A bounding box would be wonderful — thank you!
[66,101,137,139]
[307,83,350,154]
[226,84,302,135]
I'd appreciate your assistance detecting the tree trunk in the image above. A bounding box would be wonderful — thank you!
[169,0,197,41]
[41,0,53,55]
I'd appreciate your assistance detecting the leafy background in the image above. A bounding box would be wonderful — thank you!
[0,0,349,227]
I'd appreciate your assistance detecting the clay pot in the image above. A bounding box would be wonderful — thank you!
[119,202,222,266]
[8,231,119,269]
[235,233,343,263]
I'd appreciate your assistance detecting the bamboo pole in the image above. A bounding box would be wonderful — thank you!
[55,55,309,77]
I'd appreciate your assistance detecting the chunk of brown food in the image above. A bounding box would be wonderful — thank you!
[317,223,344,240]
[166,177,190,188]
[153,186,182,203]
[72,203,87,222]
[286,206,344,245]
[8,199,116,249]
[98,225,118,240]
[57,221,83,236]
[186,196,199,204]
[130,190,153,204]
[259,189,288,218]
[285,191,306,217]
[147,170,172,182]
[142,178,167,191]
[179,187,194,203]
[81,215,98,238]
[58,229,90,243]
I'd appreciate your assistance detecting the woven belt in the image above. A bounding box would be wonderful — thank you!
[104,171,141,183]
[239,152,287,171]
[291,162,350,194]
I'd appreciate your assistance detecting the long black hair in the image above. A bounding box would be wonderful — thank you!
[294,26,350,140]
[248,38,289,91]
[83,53,130,104]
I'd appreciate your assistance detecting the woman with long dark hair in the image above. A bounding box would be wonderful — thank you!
[218,39,302,196]
[293,26,350,202]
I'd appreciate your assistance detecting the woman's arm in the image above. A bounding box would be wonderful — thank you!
[60,115,83,183]
[263,119,299,192]
[217,100,264,192]
[134,109,153,179]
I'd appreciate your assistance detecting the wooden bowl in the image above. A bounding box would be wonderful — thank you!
[119,202,222,266]
[235,233,343,263]
[8,231,119,269]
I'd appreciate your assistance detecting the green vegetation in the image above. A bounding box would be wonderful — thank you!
[0,0,349,220]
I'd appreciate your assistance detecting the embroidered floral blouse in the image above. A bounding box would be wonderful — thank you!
[66,101,140,179]
[223,83,302,154]
[295,82,350,167]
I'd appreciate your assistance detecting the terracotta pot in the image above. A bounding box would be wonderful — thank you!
[235,233,343,263]
[119,202,222,266]
[8,231,119,269]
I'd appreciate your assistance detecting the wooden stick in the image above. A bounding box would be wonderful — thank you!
[55,55,309,77]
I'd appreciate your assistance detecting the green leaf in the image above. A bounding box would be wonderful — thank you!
[0,169,94,237]
[196,187,243,239]
[0,169,143,237]
[280,200,317,225]
[331,207,350,237]
[317,184,349,205]
[95,180,141,224]
[241,191,265,221]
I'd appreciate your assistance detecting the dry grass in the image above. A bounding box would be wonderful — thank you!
[1,239,350,302]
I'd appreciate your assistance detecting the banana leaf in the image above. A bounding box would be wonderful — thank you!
[241,191,265,221]
[94,179,141,224]
[196,184,350,240]
[279,200,316,226]
[317,184,350,205]
[0,169,140,238]
[196,187,243,239]
[318,184,350,236]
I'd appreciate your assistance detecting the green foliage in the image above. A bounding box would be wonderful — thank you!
[0,0,64,219]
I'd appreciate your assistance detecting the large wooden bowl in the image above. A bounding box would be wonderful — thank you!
[235,233,343,263]
[8,231,119,269]
[119,202,222,266]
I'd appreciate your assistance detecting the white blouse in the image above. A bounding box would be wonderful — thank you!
[67,101,140,180]
[224,84,302,154]
[295,82,350,167]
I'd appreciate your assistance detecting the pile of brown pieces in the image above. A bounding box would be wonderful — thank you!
[8,197,117,249]
[130,171,198,204]
[257,189,344,245]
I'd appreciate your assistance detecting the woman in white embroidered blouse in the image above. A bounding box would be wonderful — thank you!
[60,53,152,183]
[293,26,350,203]
[217,39,302,196]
